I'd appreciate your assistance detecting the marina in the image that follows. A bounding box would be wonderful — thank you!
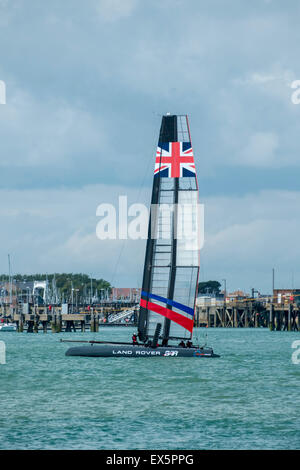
[2,304,138,333]
[1,299,299,333]
[0,301,300,333]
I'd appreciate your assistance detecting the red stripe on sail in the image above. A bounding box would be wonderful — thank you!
[140,298,193,333]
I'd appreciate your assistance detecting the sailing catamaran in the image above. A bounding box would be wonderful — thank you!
[64,114,219,358]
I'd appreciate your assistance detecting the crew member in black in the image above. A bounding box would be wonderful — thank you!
[132,333,138,345]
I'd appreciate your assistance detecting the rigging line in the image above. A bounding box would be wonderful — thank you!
[110,115,161,288]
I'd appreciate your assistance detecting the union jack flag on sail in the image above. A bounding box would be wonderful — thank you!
[154,142,196,178]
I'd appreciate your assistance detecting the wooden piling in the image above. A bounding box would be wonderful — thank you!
[233,308,237,327]
[288,304,292,332]
[95,315,99,333]
[57,314,62,333]
[90,314,99,332]
[65,321,73,332]
[51,314,61,333]
[269,304,274,331]
[206,307,210,327]
[33,314,39,333]
[275,309,281,331]
[51,314,56,333]
[245,306,249,328]
[18,314,24,332]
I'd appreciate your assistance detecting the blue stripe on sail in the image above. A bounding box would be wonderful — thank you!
[141,291,194,317]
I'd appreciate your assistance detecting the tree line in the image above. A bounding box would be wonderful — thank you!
[0,273,221,299]
[197,280,222,295]
[0,273,111,299]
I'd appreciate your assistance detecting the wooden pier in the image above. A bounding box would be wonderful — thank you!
[12,312,137,333]
[0,304,138,333]
[1,302,299,332]
[195,302,300,331]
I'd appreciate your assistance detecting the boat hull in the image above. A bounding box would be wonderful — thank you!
[65,344,220,358]
[0,324,17,332]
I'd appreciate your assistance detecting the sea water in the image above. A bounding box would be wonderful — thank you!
[0,327,299,450]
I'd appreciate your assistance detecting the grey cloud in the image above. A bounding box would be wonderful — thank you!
[1,1,300,288]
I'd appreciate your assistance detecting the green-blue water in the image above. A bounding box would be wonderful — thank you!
[0,327,299,450]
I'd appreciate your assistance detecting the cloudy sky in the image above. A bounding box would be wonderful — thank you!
[0,0,300,293]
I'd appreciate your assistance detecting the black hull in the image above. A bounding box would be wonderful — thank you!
[65,344,220,358]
